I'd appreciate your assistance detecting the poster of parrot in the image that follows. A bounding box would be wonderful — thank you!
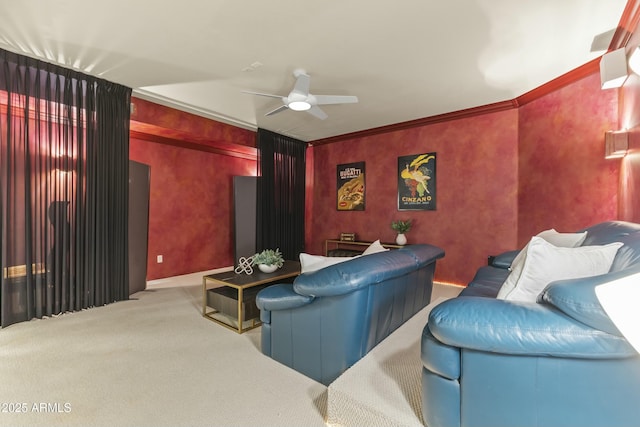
[397,153,436,210]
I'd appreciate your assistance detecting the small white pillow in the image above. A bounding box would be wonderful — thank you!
[498,237,623,302]
[362,239,389,256]
[299,253,355,274]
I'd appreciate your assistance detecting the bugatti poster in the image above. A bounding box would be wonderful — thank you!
[337,162,365,211]
[398,153,436,210]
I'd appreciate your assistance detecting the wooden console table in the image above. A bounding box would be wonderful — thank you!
[202,260,300,334]
[324,239,403,256]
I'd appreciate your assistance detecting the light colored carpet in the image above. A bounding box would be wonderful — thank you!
[327,298,446,427]
[0,274,461,427]
[0,285,327,427]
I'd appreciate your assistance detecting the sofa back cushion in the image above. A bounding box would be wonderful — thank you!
[294,244,444,297]
[608,232,640,272]
[579,221,640,273]
[580,221,640,246]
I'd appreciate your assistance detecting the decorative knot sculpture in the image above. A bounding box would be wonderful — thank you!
[234,255,255,275]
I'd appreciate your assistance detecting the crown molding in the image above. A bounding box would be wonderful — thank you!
[515,59,600,107]
[310,100,518,146]
[610,0,640,49]
[130,122,257,161]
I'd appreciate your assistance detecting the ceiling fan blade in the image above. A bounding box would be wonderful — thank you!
[307,105,328,120]
[291,71,310,97]
[313,95,358,105]
[265,104,289,116]
[242,90,283,100]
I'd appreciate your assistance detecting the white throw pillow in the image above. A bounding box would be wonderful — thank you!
[499,229,588,299]
[498,236,623,302]
[362,239,389,255]
[509,229,588,272]
[299,253,356,274]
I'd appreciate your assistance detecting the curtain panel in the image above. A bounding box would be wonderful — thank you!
[256,129,306,261]
[0,49,131,327]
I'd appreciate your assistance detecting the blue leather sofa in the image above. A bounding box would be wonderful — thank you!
[421,221,640,427]
[256,244,445,385]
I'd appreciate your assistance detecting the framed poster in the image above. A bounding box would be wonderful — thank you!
[337,162,365,211]
[398,153,436,210]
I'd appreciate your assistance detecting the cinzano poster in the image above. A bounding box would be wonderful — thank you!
[398,153,436,210]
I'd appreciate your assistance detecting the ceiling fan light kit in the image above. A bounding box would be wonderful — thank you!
[243,68,358,120]
[288,101,311,111]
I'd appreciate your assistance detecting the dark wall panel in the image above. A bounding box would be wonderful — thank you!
[233,176,257,266]
[129,160,150,294]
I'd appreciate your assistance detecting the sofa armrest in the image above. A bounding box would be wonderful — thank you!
[421,326,461,380]
[539,265,640,336]
[256,284,314,315]
[490,249,520,269]
[428,297,637,358]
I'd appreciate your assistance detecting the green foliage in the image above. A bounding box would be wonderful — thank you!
[391,219,412,234]
[252,248,284,267]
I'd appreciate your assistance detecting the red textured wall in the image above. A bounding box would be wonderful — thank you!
[308,72,621,286]
[517,73,620,244]
[308,110,519,286]
[131,98,256,148]
[129,138,256,279]
[129,98,257,280]
[128,71,625,284]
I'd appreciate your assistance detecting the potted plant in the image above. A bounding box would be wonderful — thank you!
[391,220,412,245]
[252,248,285,273]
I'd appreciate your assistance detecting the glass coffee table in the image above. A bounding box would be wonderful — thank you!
[202,260,301,333]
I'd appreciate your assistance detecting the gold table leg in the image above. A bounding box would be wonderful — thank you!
[237,287,244,333]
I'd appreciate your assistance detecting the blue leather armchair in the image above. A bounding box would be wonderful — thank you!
[422,221,640,427]
[256,244,445,385]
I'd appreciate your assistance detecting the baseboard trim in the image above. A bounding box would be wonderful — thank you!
[434,281,465,289]
[146,266,234,288]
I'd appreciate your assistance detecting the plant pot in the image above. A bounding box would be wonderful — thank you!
[395,233,407,246]
[258,264,278,273]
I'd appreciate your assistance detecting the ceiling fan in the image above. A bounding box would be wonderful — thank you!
[243,69,358,120]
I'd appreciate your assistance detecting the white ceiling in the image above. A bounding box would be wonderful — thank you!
[0,0,628,142]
